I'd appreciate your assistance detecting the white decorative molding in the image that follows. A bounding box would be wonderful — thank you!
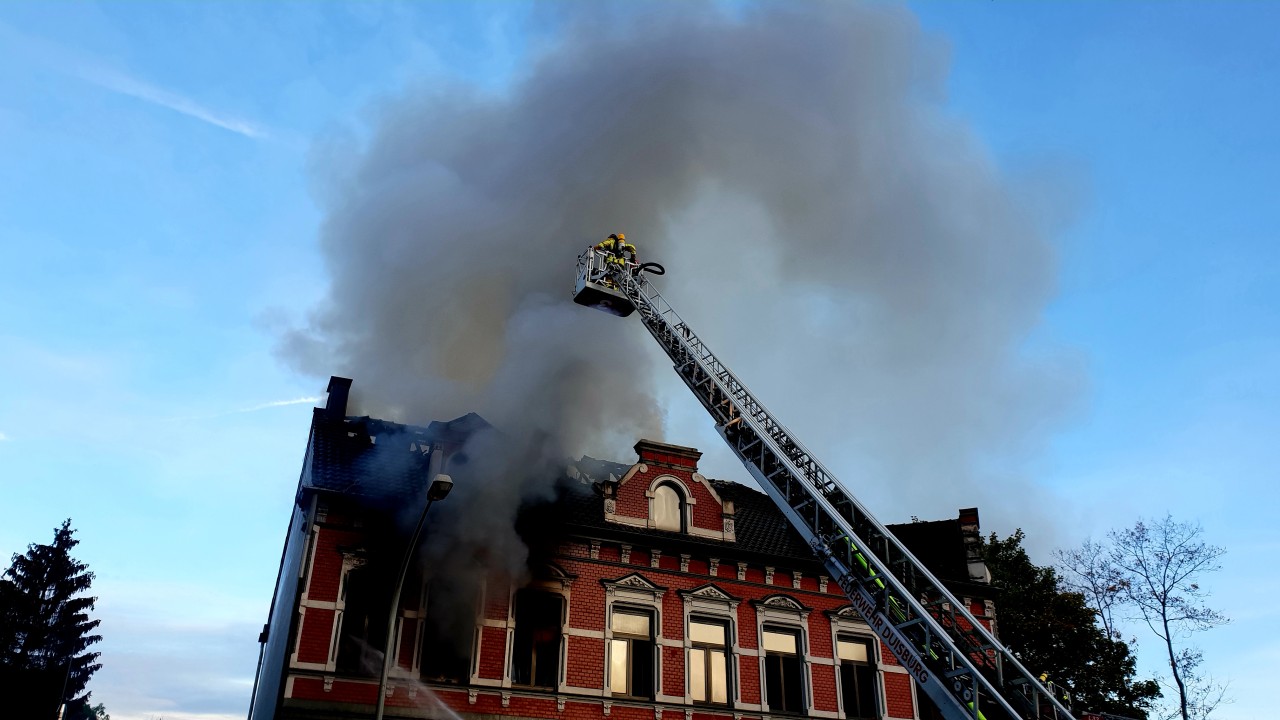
[762,595,803,610]
[819,575,829,593]
[604,499,617,514]
[709,558,720,577]
[792,571,803,590]
[827,606,880,719]
[689,585,734,601]
[602,573,666,608]
[557,697,566,712]
[737,562,747,581]
[651,549,662,569]
[340,553,367,573]
[638,463,648,474]
[501,692,511,708]
[614,573,660,590]
[984,599,997,619]
[680,554,691,573]
[468,689,478,705]
[603,701,613,716]
[654,707,663,720]
[765,566,775,585]
[723,518,735,536]
[621,545,632,564]
[323,676,334,692]
[590,540,601,560]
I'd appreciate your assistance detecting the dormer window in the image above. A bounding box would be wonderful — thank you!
[652,482,685,532]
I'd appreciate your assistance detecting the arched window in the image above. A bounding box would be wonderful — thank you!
[652,483,685,532]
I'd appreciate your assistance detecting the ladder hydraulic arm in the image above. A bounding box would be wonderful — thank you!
[573,250,1075,720]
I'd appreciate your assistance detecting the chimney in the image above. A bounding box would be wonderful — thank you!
[325,376,353,419]
[958,507,990,584]
[633,439,702,472]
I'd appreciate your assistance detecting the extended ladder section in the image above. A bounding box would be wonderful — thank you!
[574,251,1075,720]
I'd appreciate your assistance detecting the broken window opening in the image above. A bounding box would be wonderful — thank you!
[511,589,563,688]
[420,581,476,683]
[335,564,389,676]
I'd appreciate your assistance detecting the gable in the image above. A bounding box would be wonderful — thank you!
[601,440,736,542]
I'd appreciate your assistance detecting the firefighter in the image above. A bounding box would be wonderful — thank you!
[595,233,638,268]
[592,233,637,287]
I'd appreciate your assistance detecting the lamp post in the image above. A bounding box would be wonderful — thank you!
[374,472,453,720]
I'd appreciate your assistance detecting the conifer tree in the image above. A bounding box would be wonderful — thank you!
[0,519,103,719]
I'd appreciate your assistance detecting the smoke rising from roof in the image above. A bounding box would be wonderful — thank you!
[282,2,1079,577]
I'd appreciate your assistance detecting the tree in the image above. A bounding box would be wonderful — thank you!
[1109,516,1229,720]
[984,530,1161,718]
[1056,538,1130,641]
[0,519,104,719]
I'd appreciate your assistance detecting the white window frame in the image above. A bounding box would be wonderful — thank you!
[681,584,742,708]
[753,595,815,716]
[503,566,573,691]
[645,474,693,533]
[828,606,886,720]
[602,573,672,701]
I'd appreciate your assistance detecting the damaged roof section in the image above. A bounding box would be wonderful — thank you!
[302,377,985,590]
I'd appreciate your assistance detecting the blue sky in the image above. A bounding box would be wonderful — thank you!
[0,2,1276,719]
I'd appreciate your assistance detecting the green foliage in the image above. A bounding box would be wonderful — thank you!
[983,530,1160,718]
[0,519,103,720]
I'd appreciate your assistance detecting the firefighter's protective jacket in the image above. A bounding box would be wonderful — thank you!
[594,234,638,265]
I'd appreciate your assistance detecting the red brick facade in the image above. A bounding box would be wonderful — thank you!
[251,400,995,720]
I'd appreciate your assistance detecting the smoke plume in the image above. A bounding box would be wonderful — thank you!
[281,2,1079,583]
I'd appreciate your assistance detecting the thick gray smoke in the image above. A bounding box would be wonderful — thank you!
[282,2,1079,583]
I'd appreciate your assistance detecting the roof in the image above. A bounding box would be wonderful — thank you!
[302,410,975,582]
[534,459,821,563]
[302,410,491,501]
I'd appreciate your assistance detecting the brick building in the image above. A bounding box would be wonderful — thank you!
[249,378,996,720]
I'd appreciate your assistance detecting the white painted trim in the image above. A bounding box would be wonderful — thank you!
[681,584,740,710]
[755,598,813,716]
[603,577,666,699]
[830,608,885,720]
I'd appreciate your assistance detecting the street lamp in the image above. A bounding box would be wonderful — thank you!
[375,472,453,720]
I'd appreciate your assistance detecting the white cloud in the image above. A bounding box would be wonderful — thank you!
[1,20,268,140]
[0,431,9,441]
[75,65,268,140]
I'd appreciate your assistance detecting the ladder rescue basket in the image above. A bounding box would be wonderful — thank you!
[573,250,636,317]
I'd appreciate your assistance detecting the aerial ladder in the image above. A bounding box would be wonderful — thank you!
[573,248,1075,720]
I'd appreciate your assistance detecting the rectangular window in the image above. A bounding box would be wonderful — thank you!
[420,581,476,683]
[609,609,655,698]
[763,627,804,714]
[335,565,388,676]
[512,590,563,688]
[689,619,729,704]
[837,636,878,719]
